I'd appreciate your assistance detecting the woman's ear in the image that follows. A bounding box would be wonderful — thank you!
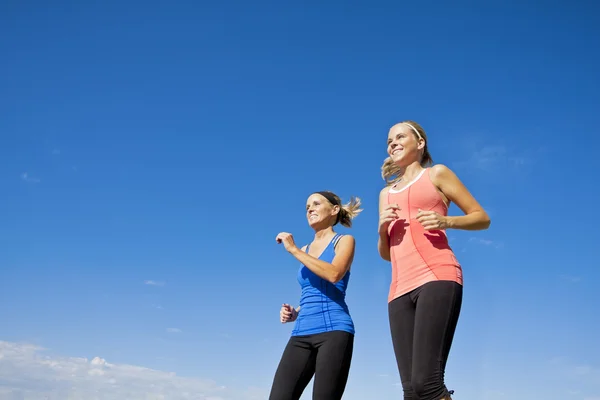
[331,204,340,216]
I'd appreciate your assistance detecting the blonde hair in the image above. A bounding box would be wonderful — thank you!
[338,196,363,228]
[314,191,363,228]
[381,120,433,186]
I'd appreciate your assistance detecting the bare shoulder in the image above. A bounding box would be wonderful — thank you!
[337,234,355,247]
[379,185,391,197]
[429,164,454,178]
[334,235,356,257]
[379,185,391,206]
[429,164,459,185]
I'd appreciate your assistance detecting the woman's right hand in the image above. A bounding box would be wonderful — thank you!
[379,204,401,234]
[280,303,297,323]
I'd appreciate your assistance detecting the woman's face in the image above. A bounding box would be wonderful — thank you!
[387,124,423,166]
[306,194,339,228]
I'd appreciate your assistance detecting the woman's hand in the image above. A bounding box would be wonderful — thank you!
[276,232,299,253]
[416,209,448,231]
[280,303,298,323]
[379,204,401,234]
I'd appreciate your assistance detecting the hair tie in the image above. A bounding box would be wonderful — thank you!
[403,122,423,140]
[314,191,340,206]
[313,191,342,223]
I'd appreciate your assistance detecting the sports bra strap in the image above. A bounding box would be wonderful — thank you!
[305,233,344,252]
[332,233,344,248]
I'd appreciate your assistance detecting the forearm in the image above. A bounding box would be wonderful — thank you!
[446,210,490,230]
[289,247,341,283]
[378,231,391,261]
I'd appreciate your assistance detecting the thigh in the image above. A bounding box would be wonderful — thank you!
[388,293,417,396]
[269,336,317,400]
[412,281,463,396]
[312,331,354,400]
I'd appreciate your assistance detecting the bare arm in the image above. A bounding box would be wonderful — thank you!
[289,235,355,284]
[430,164,491,230]
[378,187,392,261]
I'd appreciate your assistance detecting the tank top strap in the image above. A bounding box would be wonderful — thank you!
[305,233,343,256]
[332,233,344,249]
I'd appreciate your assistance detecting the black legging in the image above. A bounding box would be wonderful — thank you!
[269,330,354,400]
[388,280,462,400]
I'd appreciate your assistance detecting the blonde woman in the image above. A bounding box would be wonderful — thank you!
[269,191,362,400]
[378,121,490,400]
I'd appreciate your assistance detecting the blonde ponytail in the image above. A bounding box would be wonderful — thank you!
[338,196,363,228]
[381,157,403,186]
[312,191,363,228]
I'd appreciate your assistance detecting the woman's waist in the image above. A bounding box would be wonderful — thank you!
[390,231,453,254]
[298,299,350,313]
[391,238,459,266]
[299,287,347,301]
[390,256,461,276]
[296,307,353,321]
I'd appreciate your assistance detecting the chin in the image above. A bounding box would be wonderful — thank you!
[390,156,406,166]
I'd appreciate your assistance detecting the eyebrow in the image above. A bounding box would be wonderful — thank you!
[387,133,404,143]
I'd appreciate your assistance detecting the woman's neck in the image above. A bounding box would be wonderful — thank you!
[397,161,424,182]
[313,226,335,240]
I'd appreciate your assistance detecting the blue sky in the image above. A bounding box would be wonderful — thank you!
[1,1,599,399]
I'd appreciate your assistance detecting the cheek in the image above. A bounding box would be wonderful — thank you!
[400,139,415,151]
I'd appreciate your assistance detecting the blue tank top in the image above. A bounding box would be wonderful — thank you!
[291,233,355,336]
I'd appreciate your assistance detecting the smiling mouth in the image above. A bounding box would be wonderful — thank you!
[392,148,403,155]
[309,214,318,220]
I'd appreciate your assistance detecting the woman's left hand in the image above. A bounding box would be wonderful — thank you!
[276,232,299,253]
[416,209,449,231]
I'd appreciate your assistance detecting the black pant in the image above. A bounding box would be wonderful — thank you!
[269,330,354,400]
[389,281,462,400]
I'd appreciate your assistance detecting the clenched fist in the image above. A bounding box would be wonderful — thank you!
[276,232,298,253]
[280,303,298,323]
[379,204,401,234]
[416,209,448,231]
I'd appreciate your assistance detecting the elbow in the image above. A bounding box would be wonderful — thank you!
[327,270,345,284]
[378,249,391,262]
[481,213,491,230]
[377,247,391,261]
[379,252,391,262]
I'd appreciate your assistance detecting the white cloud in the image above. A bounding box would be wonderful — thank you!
[144,280,165,287]
[0,340,263,400]
[453,141,530,174]
[469,237,493,246]
[472,145,508,169]
[468,237,503,249]
[20,173,40,183]
[166,328,182,333]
